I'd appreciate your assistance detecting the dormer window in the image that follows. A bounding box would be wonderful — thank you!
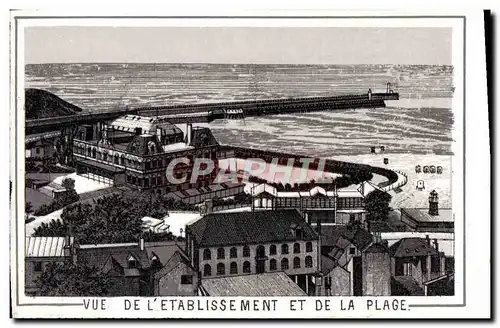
[151,255,160,267]
[127,255,137,269]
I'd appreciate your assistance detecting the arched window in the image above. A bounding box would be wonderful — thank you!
[217,263,225,275]
[217,248,225,259]
[270,245,277,255]
[148,141,156,155]
[270,259,277,271]
[305,256,313,268]
[114,154,119,164]
[293,243,300,254]
[230,247,237,258]
[203,249,211,260]
[91,148,97,158]
[243,245,250,257]
[306,242,313,253]
[120,154,125,166]
[243,261,251,273]
[87,147,91,157]
[103,152,108,162]
[281,258,289,270]
[256,245,265,258]
[281,244,289,254]
[293,257,301,269]
[203,264,211,277]
[230,262,238,274]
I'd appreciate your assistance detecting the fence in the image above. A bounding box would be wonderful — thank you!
[212,202,252,212]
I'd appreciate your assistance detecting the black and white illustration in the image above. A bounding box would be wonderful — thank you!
[11,11,487,319]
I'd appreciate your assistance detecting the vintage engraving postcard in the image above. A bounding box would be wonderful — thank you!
[9,8,491,319]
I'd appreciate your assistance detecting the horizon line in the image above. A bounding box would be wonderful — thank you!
[25,62,454,66]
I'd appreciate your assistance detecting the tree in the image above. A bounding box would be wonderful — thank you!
[35,260,112,296]
[61,177,76,191]
[25,202,33,216]
[364,189,392,222]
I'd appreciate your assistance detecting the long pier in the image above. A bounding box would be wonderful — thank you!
[26,91,398,135]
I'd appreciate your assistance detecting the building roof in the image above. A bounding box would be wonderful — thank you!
[401,208,453,223]
[110,115,183,136]
[320,255,339,274]
[201,272,307,296]
[250,180,382,199]
[25,237,67,258]
[144,241,187,267]
[389,238,439,258]
[154,250,193,280]
[76,244,150,274]
[188,209,317,247]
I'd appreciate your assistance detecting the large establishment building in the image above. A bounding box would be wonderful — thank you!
[250,181,383,227]
[185,209,321,295]
[72,115,220,194]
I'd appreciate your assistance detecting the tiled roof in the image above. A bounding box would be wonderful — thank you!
[76,244,150,273]
[110,115,183,136]
[320,255,339,274]
[188,209,317,247]
[401,208,454,222]
[144,241,187,267]
[25,237,67,258]
[201,272,307,296]
[389,238,439,258]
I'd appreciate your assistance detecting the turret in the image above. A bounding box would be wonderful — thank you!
[429,190,439,216]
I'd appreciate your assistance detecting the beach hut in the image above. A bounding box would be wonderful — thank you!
[383,158,389,165]
[416,180,425,191]
[423,166,430,174]
[437,166,443,174]
[370,146,376,154]
[430,165,437,174]
[415,165,422,173]
[380,146,385,152]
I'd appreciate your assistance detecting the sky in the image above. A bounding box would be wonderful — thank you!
[24,26,452,65]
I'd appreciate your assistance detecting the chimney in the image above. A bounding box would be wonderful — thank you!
[368,88,372,101]
[102,123,108,140]
[156,127,162,142]
[186,123,193,145]
[139,238,145,251]
[428,190,439,216]
[433,239,439,252]
[425,234,431,246]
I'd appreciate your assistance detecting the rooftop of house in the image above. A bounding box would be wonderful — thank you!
[389,237,439,258]
[320,254,339,274]
[401,208,454,223]
[320,225,373,250]
[200,272,307,296]
[25,237,67,258]
[110,115,183,136]
[187,209,318,248]
[250,180,383,199]
[76,244,150,276]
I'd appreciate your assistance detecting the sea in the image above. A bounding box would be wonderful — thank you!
[25,63,455,157]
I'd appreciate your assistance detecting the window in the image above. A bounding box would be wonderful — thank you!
[203,264,211,277]
[203,249,211,260]
[120,155,125,165]
[217,248,225,259]
[35,147,40,155]
[230,262,238,274]
[305,256,313,268]
[295,228,303,240]
[293,257,301,269]
[281,244,289,255]
[230,247,237,258]
[150,255,160,267]
[127,255,137,269]
[181,275,193,285]
[293,243,301,254]
[243,261,251,273]
[306,242,313,253]
[281,258,289,270]
[217,263,225,275]
[243,245,250,257]
[349,214,355,223]
[34,262,42,272]
[403,262,412,276]
[349,247,356,255]
[114,154,119,164]
[270,245,277,255]
[269,259,277,271]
